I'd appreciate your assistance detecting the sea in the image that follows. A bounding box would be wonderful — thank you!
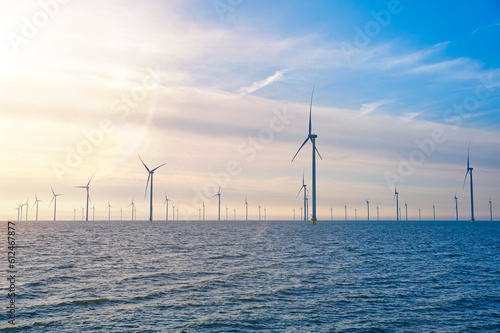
[1,220,499,332]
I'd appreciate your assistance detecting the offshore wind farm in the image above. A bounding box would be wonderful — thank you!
[1,1,499,331]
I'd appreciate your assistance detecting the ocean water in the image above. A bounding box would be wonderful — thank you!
[1,220,499,332]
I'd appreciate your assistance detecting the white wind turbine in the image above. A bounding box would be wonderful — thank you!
[213,186,221,221]
[463,144,475,223]
[49,186,63,221]
[75,173,94,221]
[163,192,171,221]
[366,200,370,221]
[291,88,322,224]
[296,171,309,221]
[92,204,96,221]
[244,197,248,221]
[139,155,166,222]
[433,203,436,221]
[24,197,29,221]
[454,194,458,221]
[394,186,399,221]
[128,197,135,221]
[33,193,43,221]
[107,201,112,221]
[489,198,492,221]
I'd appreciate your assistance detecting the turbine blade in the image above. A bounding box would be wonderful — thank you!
[291,137,310,162]
[50,185,55,196]
[463,170,469,189]
[138,155,150,172]
[151,163,167,172]
[296,186,303,198]
[309,87,314,135]
[145,173,151,199]
[315,146,323,160]
[87,172,95,187]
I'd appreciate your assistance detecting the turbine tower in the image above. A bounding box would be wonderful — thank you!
[291,87,322,224]
[405,202,408,221]
[296,171,309,221]
[419,208,421,221]
[394,186,399,221]
[75,173,94,221]
[92,204,96,221]
[433,203,436,221]
[463,144,475,223]
[49,185,63,221]
[377,206,379,221]
[454,194,458,221]
[258,203,261,221]
[139,155,166,222]
[33,193,42,222]
[344,204,347,221]
[24,198,29,221]
[366,200,370,221]
[213,185,221,221]
[202,202,205,220]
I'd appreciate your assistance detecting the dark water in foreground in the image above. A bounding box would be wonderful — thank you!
[1,220,499,332]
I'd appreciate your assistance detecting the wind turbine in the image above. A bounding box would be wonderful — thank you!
[33,193,42,221]
[463,144,475,223]
[107,201,112,221]
[454,194,458,221]
[226,206,228,220]
[120,208,123,220]
[366,200,370,221]
[489,198,493,221]
[355,208,357,221]
[244,197,248,221]
[202,202,205,220]
[296,171,309,221]
[433,203,436,221]
[128,197,135,221]
[377,206,379,221]
[293,208,296,220]
[81,207,85,221]
[49,185,63,221]
[419,208,421,221]
[344,204,347,221]
[73,208,76,221]
[163,192,171,221]
[264,208,267,220]
[213,185,221,221]
[92,204,96,221]
[75,173,94,221]
[300,207,303,220]
[394,186,399,221]
[24,197,29,221]
[139,155,166,222]
[172,205,175,220]
[16,205,22,221]
[258,203,261,221]
[291,87,322,224]
[331,207,333,221]
[405,202,408,221]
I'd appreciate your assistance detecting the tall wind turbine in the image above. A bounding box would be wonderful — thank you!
[139,155,166,222]
[107,201,112,221]
[291,87,322,224]
[463,144,475,223]
[24,197,29,221]
[75,173,94,221]
[405,202,408,221]
[258,203,261,221]
[163,192,171,221]
[202,202,205,220]
[366,200,370,221]
[344,204,347,221]
[33,193,42,221]
[49,185,63,221]
[454,194,458,221]
[394,186,399,221]
[213,185,221,221]
[489,198,493,221]
[296,171,308,221]
[73,208,76,221]
[419,208,421,221]
[377,206,379,220]
[433,203,436,221]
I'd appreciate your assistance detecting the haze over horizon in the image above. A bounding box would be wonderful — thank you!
[1,0,499,221]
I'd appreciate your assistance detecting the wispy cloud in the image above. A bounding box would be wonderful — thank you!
[238,68,292,95]
[359,100,392,117]
[471,20,500,34]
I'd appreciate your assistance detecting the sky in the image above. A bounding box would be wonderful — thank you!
[1,0,499,221]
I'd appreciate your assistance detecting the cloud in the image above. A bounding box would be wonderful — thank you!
[359,100,392,117]
[471,20,500,34]
[238,68,292,95]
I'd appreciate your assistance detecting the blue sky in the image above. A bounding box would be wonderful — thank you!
[0,0,499,221]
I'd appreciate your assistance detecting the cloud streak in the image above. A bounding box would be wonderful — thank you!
[238,68,292,95]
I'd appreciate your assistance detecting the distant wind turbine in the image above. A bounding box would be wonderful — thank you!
[92,204,96,221]
[355,208,357,221]
[377,206,379,221]
[300,207,303,220]
[81,207,85,221]
[264,208,267,220]
[73,208,76,221]
[172,205,175,220]
[33,193,42,221]
[344,204,347,221]
[366,200,370,221]
[291,87,322,224]
[293,208,296,220]
[463,144,475,223]
[203,202,205,220]
[419,208,421,221]
[139,155,166,222]
[75,173,94,221]
[120,208,123,220]
[49,185,63,221]
[163,192,171,221]
[128,197,135,221]
[226,206,228,220]
[394,186,399,221]
[233,209,236,220]
[454,194,458,221]
[405,202,408,221]
[213,185,221,221]
[107,201,112,221]
[244,197,248,221]
[331,207,333,221]
[296,171,309,221]
[433,203,436,221]
[24,197,29,221]
[489,198,492,221]
[258,203,261,221]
